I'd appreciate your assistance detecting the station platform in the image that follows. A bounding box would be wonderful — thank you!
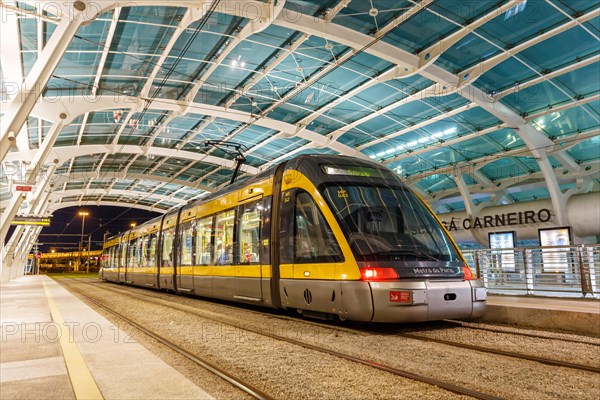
[482,295,600,336]
[0,275,213,400]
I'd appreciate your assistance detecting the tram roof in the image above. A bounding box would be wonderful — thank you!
[1,0,598,215]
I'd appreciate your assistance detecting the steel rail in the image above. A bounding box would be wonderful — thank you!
[397,333,600,374]
[443,319,600,347]
[67,279,503,400]
[64,283,274,400]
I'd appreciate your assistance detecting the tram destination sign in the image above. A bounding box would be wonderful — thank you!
[11,216,51,226]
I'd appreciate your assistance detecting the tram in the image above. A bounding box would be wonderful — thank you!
[100,155,486,322]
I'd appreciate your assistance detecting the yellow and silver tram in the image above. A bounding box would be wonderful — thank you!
[101,155,486,322]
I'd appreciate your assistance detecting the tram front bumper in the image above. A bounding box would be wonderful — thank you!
[368,279,486,323]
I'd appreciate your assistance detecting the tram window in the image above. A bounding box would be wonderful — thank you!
[119,243,127,267]
[179,220,194,266]
[294,192,343,263]
[146,233,157,268]
[162,228,175,267]
[136,237,143,267]
[105,247,112,268]
[238,200,261,265]
[214,209,235,265]
[140,236,149,267]
[128,239,138,268]
[195,216,214,265]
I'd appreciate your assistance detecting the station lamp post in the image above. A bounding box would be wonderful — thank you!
[78,211,89,272]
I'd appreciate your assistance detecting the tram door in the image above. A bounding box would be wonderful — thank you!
[158,213,178,290]
[117,240,127,283]
[177,212,195,293]
[235,198,264,301]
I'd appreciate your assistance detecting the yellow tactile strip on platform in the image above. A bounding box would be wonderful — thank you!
[41,279,103,400]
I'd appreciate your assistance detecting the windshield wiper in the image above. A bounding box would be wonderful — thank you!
[378,250,441,261]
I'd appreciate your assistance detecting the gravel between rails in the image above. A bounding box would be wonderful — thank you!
[400,327,600,369]
[67,280,600,400]
[62,280,472,399]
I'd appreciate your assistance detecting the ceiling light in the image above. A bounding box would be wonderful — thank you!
[368,8,379,17]
[325,42,333,50]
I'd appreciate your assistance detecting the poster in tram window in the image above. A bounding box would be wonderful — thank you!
[538,227,572,273]
[489,231,516,273]
[488,231,516,249]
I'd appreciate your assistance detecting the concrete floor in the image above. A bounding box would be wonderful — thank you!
[1,275,213,399]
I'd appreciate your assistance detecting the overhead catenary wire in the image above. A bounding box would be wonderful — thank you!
[71,0,225,229]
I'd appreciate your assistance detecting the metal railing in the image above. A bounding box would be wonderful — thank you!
[462,244,600,298]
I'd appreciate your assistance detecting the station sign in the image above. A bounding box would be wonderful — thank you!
[11,216,51,226]
[15,185,33,192]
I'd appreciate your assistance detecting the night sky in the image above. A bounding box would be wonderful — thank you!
[10,206,161,254]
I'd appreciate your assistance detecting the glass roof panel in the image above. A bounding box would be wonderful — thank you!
[382,3,458,53]
[553,63,600,96]
[531,106,600,138]
[436,32,503,72]
[251,136,308,161]
[509,187,550,203]
[481,156,539,182]
[567,136,600,163]
[18,14,37,53]
[477,1,567,47]
[518,25,600,73]
[120,6,186,26]
[484,128,524,150]
[549,0,599,15]
[330,1,413,34]
[26,116,40,149]
[283,0,327,17]
[475,57,540,94]
[501,80,573,115]
[235,125,278,149]
[116,111,165,145]
[21,51,36,78]
[415,173,456,193]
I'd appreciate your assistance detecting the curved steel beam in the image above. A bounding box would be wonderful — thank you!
[47,189,187,205]
[4,143,259,175]
[47,200,169,214]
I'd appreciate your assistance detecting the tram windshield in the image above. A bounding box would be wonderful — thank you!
[322,184,462,262]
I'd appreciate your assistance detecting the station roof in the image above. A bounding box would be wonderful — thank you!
[1,0,599,215]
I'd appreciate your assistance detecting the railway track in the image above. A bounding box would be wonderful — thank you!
[396,332,600,374]
[443,320,600,347]
[63,279,503,400]
[75,279,600,375]
[64,283,273,400]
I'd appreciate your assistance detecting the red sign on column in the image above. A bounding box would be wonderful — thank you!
[16,185,33,192]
